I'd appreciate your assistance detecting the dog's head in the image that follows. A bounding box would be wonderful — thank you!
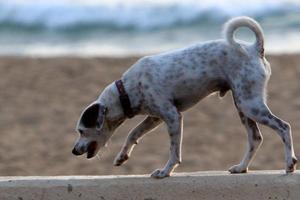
[72,101,116,159]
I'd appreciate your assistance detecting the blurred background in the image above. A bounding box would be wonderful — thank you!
[0,0,299,176]
[0,0,300,56]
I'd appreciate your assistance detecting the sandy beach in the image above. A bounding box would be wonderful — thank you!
[0,54,299,176]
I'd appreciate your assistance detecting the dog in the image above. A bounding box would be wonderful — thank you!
[72,16,297,179]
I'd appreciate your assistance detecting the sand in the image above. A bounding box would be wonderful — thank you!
[0,54,299,176]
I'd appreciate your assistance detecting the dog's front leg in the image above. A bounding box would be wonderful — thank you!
[151,106,183,179]
[114,116,162,166]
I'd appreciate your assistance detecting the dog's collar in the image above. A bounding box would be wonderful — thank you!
[115,79,135,118]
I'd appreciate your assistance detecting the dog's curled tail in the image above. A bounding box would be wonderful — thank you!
[223,16,264,57]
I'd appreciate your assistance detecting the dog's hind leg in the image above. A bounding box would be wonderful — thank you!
[229,101,263,173]
[151,103,183,179]
[236,96,297,173]
[114,116,162,166]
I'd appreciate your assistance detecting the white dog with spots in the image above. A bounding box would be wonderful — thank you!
[72,16,297,179]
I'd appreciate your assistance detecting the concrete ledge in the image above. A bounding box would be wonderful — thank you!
[0,171,299,200]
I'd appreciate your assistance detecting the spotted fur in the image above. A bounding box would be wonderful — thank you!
[72,17,297,178]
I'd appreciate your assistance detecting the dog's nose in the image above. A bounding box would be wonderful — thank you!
[72,148,81,156]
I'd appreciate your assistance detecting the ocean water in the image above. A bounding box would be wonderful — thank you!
[0,0,300,56]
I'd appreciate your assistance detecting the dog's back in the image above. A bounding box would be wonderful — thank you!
[122,17,269,111]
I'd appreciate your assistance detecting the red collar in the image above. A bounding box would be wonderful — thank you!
[115,80,135,118]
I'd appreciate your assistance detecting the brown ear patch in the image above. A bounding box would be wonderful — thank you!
[81,103,100,128]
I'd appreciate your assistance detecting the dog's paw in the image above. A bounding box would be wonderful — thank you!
[113,153,129,166]
[228,164,248,174]
[286,156,298,173]
[150,169,170,179]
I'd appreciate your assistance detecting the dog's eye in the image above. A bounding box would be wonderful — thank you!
[78,130,84,135]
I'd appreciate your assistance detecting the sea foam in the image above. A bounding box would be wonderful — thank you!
[0,0,299,55]
[0,0,299,30]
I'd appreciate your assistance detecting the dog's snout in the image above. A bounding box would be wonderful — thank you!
[72,148,82,156]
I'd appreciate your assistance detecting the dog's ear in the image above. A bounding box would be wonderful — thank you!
[80,102,101,128]
[80,102,107,129]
